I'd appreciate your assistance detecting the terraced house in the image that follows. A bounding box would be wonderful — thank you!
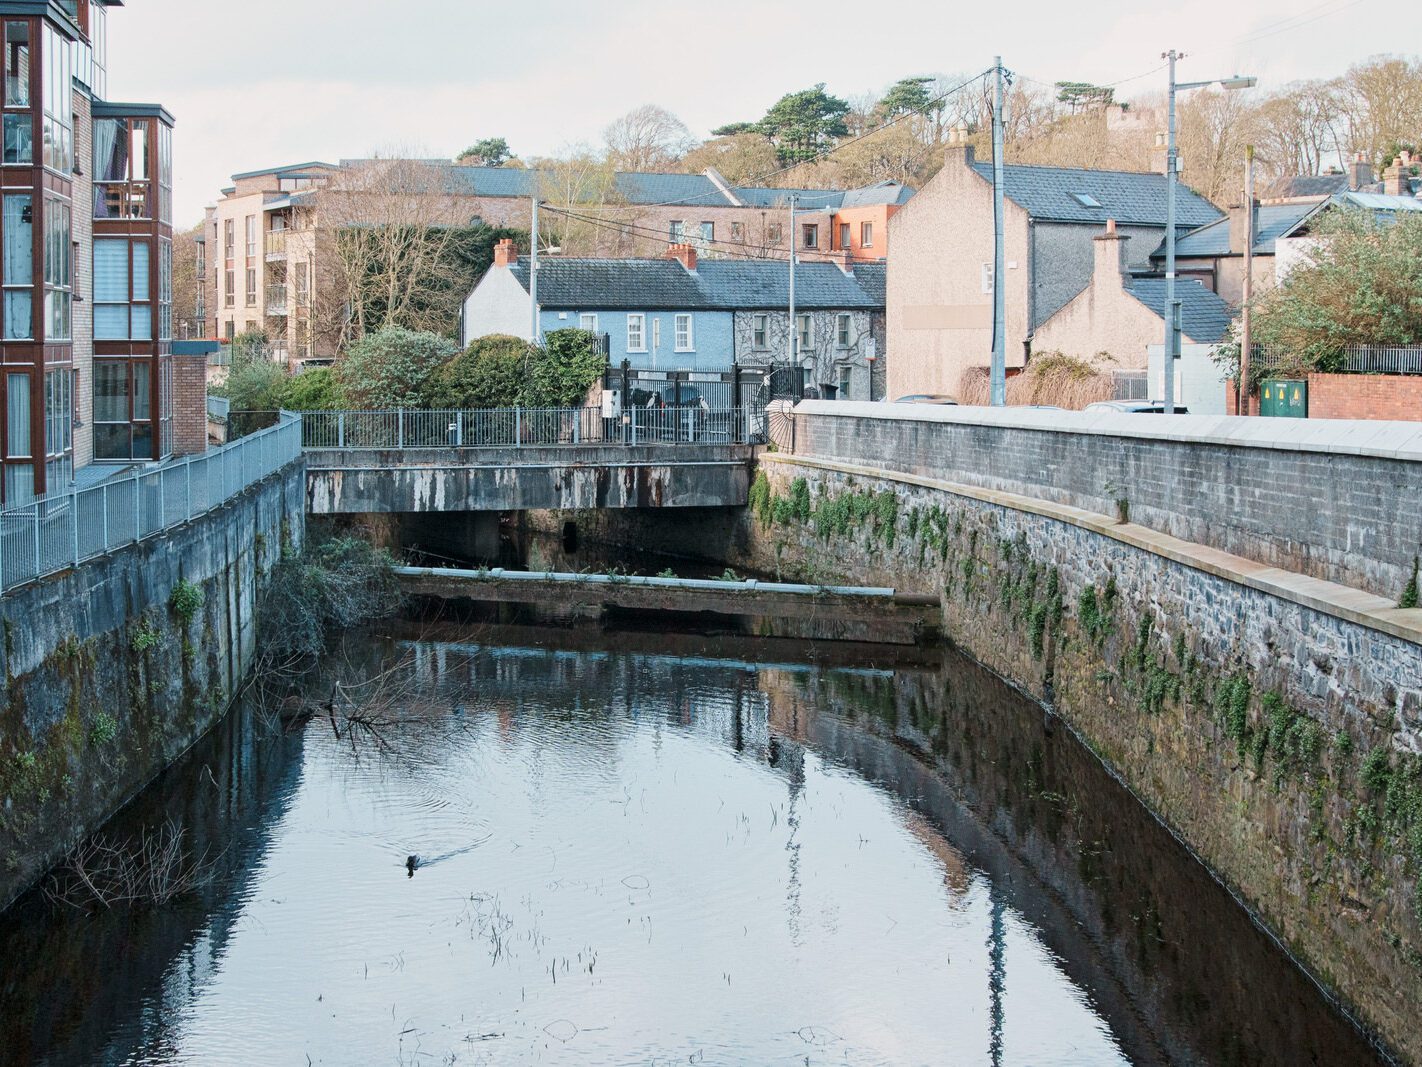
[0,0,188,506]
[203,158,910,370]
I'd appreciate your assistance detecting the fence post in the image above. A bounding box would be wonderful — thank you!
[159,470,166,529]
[455,412,462,448]
[101,483,109,549]
[134,476,141,542]
[397,409,404,449]
[515,406,521,449]
[338,411,346,448]
[32,505,40,576]
[71,488,80,565]
[186,461,192,519]
[573,408,580,445]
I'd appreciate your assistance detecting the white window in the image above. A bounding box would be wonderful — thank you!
[579,312,598,332]
[626,313,645,351]
[674,313,693,352]
[981,262,994,295]
[836,313,851,347]
[796,313,812,352]
[752,313,768,350]
[861,221,874,248]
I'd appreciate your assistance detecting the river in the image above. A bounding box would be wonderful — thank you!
[0,623,1386,1066]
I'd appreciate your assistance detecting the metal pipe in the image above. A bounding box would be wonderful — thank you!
[990,56,1007,407]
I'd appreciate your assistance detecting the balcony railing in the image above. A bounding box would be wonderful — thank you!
[265,285,289,315]
[264,231,288,259]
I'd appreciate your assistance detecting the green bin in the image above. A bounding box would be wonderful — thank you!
[1259,379,1308,418]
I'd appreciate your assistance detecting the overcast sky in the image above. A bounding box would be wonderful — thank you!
[106,0,1415,227]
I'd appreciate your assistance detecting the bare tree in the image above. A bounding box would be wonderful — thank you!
[678,133,780,185]
[1175,88,1257,204]
[1333,55,1422,166]
[535,150,636,256]
[311,157,472,349]
[170,223,203,338]
[603,105,695,171]
[1250,81,1343,180]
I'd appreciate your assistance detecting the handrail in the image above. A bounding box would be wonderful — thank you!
[0,411,303,596]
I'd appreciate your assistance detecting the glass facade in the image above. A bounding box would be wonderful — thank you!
[94,238,151,340]
[41,23,72,173]
[3,193,32,340]
[43,196,70,340]
[93,116,152,219]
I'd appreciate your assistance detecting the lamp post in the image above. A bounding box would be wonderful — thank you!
[1162,52,1255,414]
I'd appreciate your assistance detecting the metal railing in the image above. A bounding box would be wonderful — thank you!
[264,231,287,258]
[298,405,765,449]
[0,412,302,595]
[1253,345,1422,376]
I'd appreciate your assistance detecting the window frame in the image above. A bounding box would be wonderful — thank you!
[801,223,818,249]
[838,222,851,249]
[626,313,646,353]
[861,221,873,248]
[673,313,693,353]
[752,313,768,351]
[578,312,598,333]
[796,313,813,353]
[981,262,994,295]
[836,312,851,348]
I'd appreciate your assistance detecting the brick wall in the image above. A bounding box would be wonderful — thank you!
[1307,372,1422,421]
[172,354,209,455]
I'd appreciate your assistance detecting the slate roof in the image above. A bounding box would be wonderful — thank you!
[504,259,884,310]
[969,162,1222,227]
[1262,174,1348,199]
[1124,278,1234,343]
[1163,201,1320,258]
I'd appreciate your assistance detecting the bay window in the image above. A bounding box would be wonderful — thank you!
[94,238,151,340]
[94,358,154,461]
[3,193,31,339]
[93,117,150,219]
[41,23,72,173]
[43,196,70,340]
[5,21,29,108]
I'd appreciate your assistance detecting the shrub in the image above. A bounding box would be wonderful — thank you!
[169,580,205,625]
[221,332,289,412]
[280,367,342,411]
[335,327,458,409]
[424,334,538,409]
[532,329,607,408]
[256,536,400,663]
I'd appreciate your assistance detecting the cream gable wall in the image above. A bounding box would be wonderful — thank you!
[462,265,533,347]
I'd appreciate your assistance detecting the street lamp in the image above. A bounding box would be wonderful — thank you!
[1161,52,1256,414]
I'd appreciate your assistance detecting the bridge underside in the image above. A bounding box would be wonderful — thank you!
[305,444,754,514]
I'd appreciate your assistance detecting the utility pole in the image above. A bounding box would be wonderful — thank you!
[788,194,798,386]
[1239,145,1255,416]
[529,196,541,345]
[1163,49,1180,414]
[990,57,1007,407]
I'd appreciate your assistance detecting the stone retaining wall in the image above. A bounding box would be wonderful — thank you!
[0,460,305,908]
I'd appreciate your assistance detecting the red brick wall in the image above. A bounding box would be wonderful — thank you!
[173,354,209,456]
[1229,374,1422,420]
[1306,373,1422,421]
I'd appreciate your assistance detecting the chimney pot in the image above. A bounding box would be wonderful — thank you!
[666,242,697,271]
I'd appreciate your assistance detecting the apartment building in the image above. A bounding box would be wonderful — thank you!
[204,159,912,369]
[0,0,186,506]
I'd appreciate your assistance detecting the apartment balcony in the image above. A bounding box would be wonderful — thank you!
[265,285,289,316]
[264,231,288,261]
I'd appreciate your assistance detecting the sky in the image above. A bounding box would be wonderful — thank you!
[104,0,1419,227]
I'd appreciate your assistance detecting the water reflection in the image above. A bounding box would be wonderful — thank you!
[0,629,1385,1066]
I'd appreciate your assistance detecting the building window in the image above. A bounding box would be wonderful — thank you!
[674,314,693,352]
[159,238,172,341]
[626,313,645,352]
[578,312,597,332]
[94,238,151,340]
[730,222,743,242]
[838,223,850,249]
[2,193,31,340]
[3,113,30,164]
[669,221,684,243]
[861,221,874,248]
[157,123,172,225]
[836,313,851,348]
[93,118,151,219]
[801,224,818,249]
[699,222,713,243]
[796,313,812,353]
[5,21,30,108]
[752,313,768,350]
[6,371,30,456]
[94,358,154,461]
[223,219,235,308]
[43,366,70,464]
[294,261,310,307]
[40,23,72,172]
[838,365,852,400]
[245,215,257,259]
[767,224,782,244]
[43,197,70,341]
[981,262,994,295]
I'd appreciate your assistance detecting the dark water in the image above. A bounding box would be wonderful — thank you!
[0,626,1386,1066]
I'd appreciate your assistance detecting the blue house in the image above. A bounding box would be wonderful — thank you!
[462,241,887,399]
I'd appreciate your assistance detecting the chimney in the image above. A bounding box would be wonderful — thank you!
[666,242,697,271]
[493,238,518,267]
[1227,201,1255,256]
[1348,152,1374,192]
[1383,155,1410,197]
[1093,219,1130,287]
[945,141,976,168]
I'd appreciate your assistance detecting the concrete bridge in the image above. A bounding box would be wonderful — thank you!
[298,407,759,514]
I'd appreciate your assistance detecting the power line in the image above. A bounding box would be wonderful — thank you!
[539,204,801,263]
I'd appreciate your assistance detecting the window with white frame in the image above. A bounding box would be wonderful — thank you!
[861,221,873,247]
[579,312,598,332]
[838,223,850,249]
[752,313,768,350]
[796,313,812,352]
[674,313,693,352]
[981,262,994,295]
[626,313,645,351]
[668,221,684,243]
[836,313,851,347]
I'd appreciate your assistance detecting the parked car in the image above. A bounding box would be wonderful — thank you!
[894,394,959,405]
[1085,400,1190,415]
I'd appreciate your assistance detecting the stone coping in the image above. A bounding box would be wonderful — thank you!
[764,452,1422,647]
[793,401,1422,460]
